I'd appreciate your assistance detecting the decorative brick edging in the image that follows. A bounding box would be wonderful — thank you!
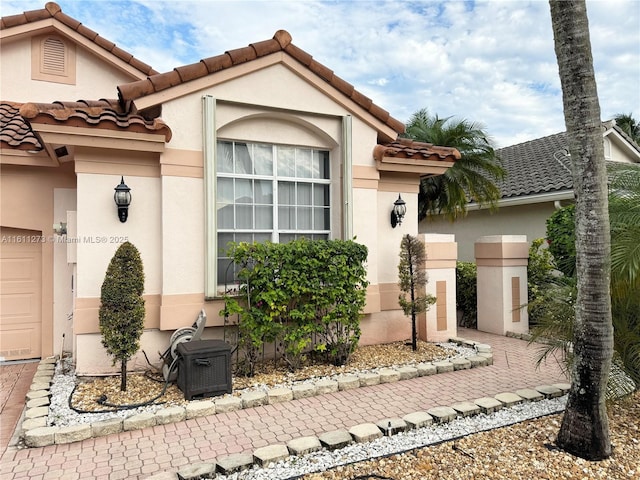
[21,337,492,448]
[146,382,571,480]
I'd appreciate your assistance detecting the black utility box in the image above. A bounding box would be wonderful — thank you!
[176,340,232,400]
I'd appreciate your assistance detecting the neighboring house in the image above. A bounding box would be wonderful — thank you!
[422,122,640,261]
[0,3,459,373]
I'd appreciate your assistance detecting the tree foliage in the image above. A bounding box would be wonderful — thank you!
[398,235,435,351]
[455,262,477,328]
[403,108,506,221]
[99,242,146,392]
[546,204,576,277]
[613,113,640,144]
[607,163,640,390]
[540,163,640,395]
[527,238,558,326]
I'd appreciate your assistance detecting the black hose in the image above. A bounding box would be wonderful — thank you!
[68,358,178,414]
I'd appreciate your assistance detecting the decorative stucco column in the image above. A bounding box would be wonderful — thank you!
[475,235,529,336]
[418,234,458,342]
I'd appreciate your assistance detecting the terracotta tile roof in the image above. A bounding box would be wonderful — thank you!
[117,30,406,134]
[0,2,158,77]
[495,131,574,199]
[374,138,461,163]
[1,100,172,151]
[0,102,43,151]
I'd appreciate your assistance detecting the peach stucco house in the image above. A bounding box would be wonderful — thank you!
[1,3,461,374]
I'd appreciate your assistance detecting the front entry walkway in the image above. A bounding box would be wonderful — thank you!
[1,361,38,455]
[0,329,568,480]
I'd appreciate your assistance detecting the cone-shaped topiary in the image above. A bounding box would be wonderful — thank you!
[99,242,145,391]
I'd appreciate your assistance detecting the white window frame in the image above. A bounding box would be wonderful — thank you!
[215,140,332,291]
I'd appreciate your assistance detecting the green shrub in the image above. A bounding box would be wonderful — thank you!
[456,262,477,328]
[99,242,145,391]
[221,239,368,373]
[546,204,576,277]
[527,238,557,325]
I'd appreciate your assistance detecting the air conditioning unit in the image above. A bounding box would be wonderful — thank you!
[176,340,232,400]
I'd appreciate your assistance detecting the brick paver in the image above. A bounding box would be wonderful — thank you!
[0,329,567,479]
[1,361,38,455]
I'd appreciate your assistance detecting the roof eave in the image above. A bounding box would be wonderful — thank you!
[466,190,575,211]
[376,156,456,176]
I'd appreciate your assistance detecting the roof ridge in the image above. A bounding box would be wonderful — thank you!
[117,30,405,135]
[0,2,158,77]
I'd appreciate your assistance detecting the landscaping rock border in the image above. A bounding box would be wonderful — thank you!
[20,337,492,448]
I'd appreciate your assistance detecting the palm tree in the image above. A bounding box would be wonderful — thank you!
[403,108,505,221]
[613,113,640,144]
[608,163,640,389]
[532,164,640,395]
[550,0,613,461]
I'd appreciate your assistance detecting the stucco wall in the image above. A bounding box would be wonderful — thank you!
[421,201,559,262]
[75,172,162,299]
[0,36,139,103]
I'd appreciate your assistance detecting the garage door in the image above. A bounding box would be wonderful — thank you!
[0,228,42,361]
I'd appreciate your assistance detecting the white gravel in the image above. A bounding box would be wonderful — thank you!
[47,359,167,427]
[214,396,568,480]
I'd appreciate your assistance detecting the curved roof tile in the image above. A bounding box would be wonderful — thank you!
[0,102,43,151]
[0,2,158,77]
[2,100,172,151]
[374,138,461,163]
[19,100,172,142]
[118,30,405,134]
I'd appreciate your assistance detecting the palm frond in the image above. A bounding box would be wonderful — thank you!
[405,108,505,221]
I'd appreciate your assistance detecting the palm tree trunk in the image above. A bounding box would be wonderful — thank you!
[549,0,613,460]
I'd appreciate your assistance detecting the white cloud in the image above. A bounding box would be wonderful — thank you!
[1,0,638,148]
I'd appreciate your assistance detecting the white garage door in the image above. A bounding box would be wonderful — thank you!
[0,228,42,361]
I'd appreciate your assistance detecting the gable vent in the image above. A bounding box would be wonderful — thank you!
[32,35,75,84]
[42,37,66,75]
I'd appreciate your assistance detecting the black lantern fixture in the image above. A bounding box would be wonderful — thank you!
[114,176,132,223]
[390,194,406,228]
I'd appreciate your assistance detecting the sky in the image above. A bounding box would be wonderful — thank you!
[2,0,639,148]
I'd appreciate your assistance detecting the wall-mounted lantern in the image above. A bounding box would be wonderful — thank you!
[390,194,406,228]
[114,176,131,223]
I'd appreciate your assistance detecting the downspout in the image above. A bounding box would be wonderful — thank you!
[342,115,353,239]
[203,95,217,299]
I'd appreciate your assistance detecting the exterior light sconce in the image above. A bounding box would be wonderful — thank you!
[390,194,406,228]
[114,176,131,223]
